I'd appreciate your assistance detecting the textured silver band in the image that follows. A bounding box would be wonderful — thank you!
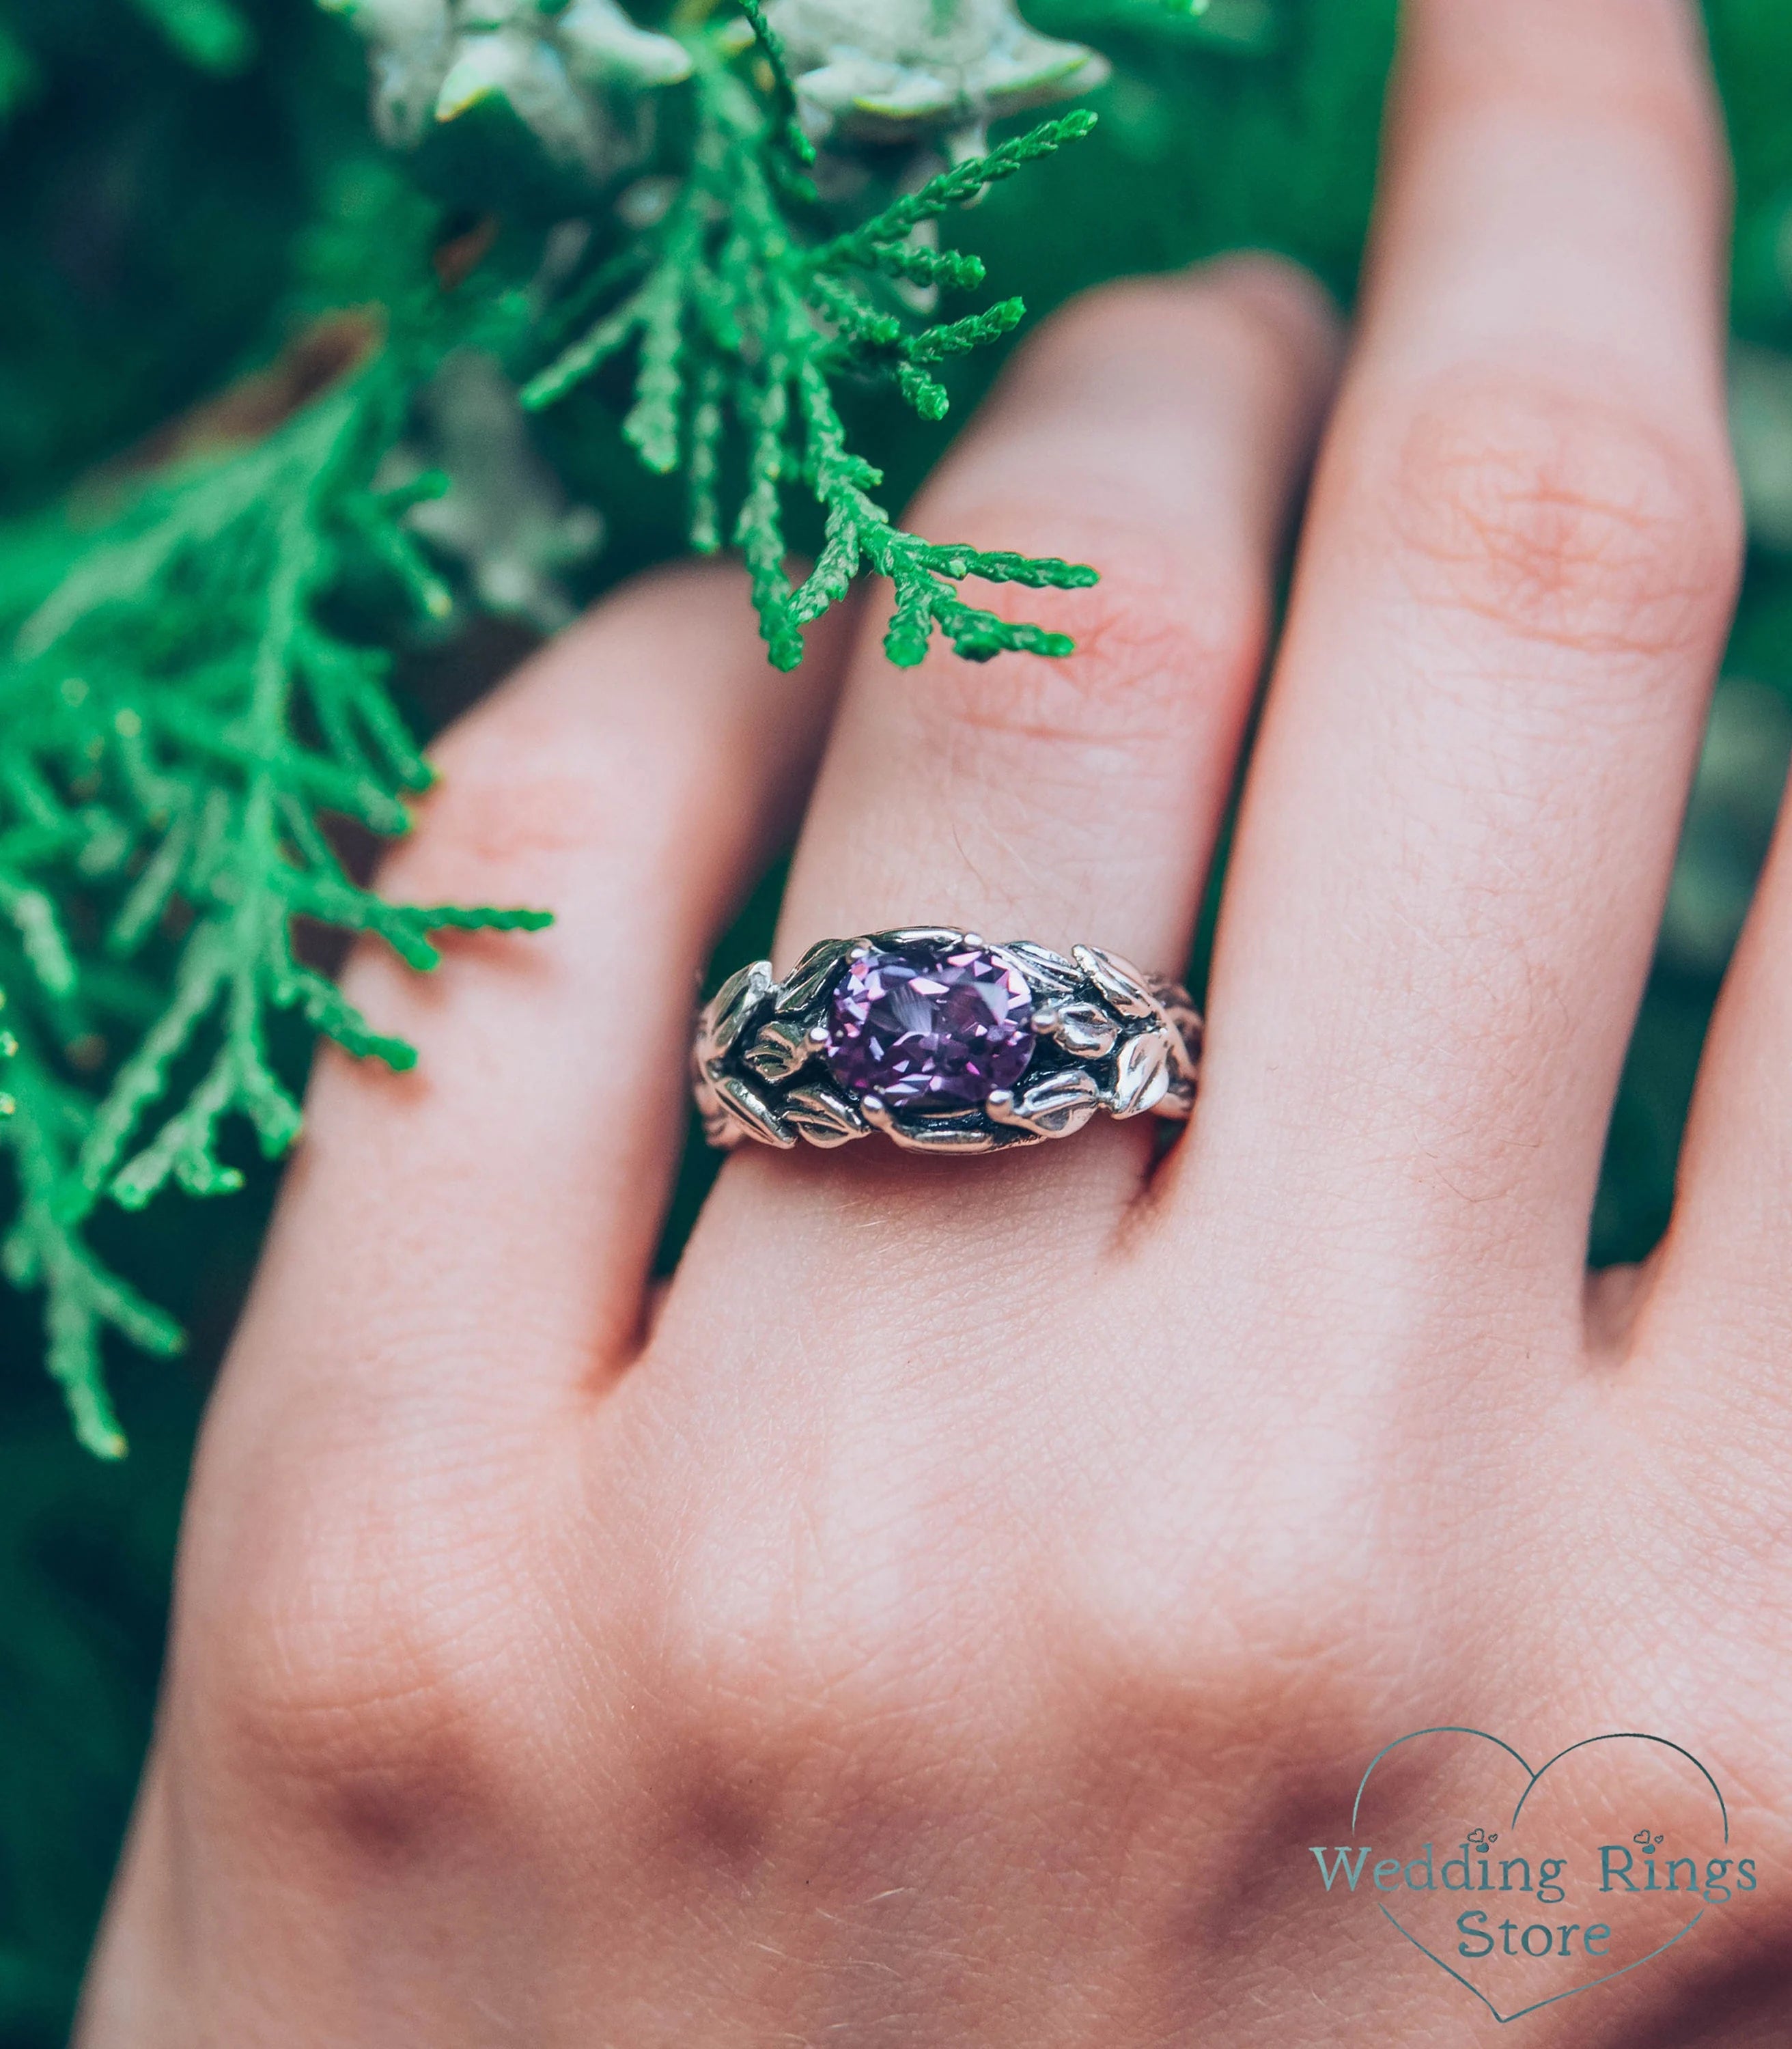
[692,926,1201,1156]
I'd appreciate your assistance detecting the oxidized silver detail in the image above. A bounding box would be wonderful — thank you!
[692,926,1201,1156]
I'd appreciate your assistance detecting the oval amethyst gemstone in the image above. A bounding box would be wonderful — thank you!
[824,942,1034,1108]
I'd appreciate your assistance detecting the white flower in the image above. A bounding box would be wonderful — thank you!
[322,0,689,176]
[764,0,1106,155]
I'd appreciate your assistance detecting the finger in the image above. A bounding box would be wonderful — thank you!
[780,255,1339,973]
[1185,0,1741,1307]
[667,260,1336,1317]
[1629,791,1792,1397]
[207,566,845,1460]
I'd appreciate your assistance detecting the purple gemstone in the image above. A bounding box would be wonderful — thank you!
[824,941,1035,1108]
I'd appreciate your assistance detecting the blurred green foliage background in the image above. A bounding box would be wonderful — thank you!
[4,0,1792,2035]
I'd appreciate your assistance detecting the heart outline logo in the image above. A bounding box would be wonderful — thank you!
[1352,1727,1728,2025]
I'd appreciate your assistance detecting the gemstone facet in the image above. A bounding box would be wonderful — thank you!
[823,941,1034,1108]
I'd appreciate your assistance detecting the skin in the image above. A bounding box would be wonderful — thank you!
[77,0,1792,2040]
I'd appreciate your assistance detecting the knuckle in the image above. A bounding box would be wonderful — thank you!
[1023,257,1337,435]
[1046,256,1331,374]
[418,757,627,876]
[1067,1634,1382,1835]
[1041,1444,1421,1787]
[657,1568,970,1754]
[1056,1560,1386,1781]
[1385,370,1741,664]
[632,1504,999,1858]
[382,563,744,906]
[629,1630,838,1877]
[188,1507,526,1850]
[908,508,1265,759]
[382,728,631,913]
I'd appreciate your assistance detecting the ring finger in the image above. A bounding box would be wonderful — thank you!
[688,255,1339,1273]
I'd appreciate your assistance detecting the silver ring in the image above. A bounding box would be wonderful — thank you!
[692,927,1201,1155]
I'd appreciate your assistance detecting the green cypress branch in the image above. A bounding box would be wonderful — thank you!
[0,331,550,1453]
[733,0,816,167]
[804,109,1099,273]
[523,57,1099,669]
[0,1020,184,1460]
[0,7,1106,1448]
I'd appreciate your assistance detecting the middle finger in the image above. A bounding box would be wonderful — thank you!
[1182,0,1741,1320]
[710,258,1337,1248]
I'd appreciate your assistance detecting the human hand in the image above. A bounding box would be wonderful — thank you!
[81,1,1792,2041]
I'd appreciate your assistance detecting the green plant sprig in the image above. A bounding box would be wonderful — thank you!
[0,335,550,1456]
[522,59,1100,669]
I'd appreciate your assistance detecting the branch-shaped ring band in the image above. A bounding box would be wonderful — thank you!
[692,928,1201,1155]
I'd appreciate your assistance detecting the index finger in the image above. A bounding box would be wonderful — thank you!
[203,568,845,1473]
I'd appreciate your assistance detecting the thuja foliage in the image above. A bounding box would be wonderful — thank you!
[0,0,1136,1450]
[0,313,551,1456]
[524,86,1102,668]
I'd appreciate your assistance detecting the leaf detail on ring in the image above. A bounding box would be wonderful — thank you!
[1160,996,1203,1063]
[783,1083,869,1146]
[742,1012,815,1083]
[714,1073,796,1148]
[704,959,775,1058]
[1107,1029,1173,1118]
[880,1119,1005,1154]
[775,936,854,1015]
[1073,944,1159,1019]
[990,1068,1101,1138]
[1003,939,1081,999]
[873,925,966,950]
[1039,999,1118,1058]
[864,1098,1002,1152]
